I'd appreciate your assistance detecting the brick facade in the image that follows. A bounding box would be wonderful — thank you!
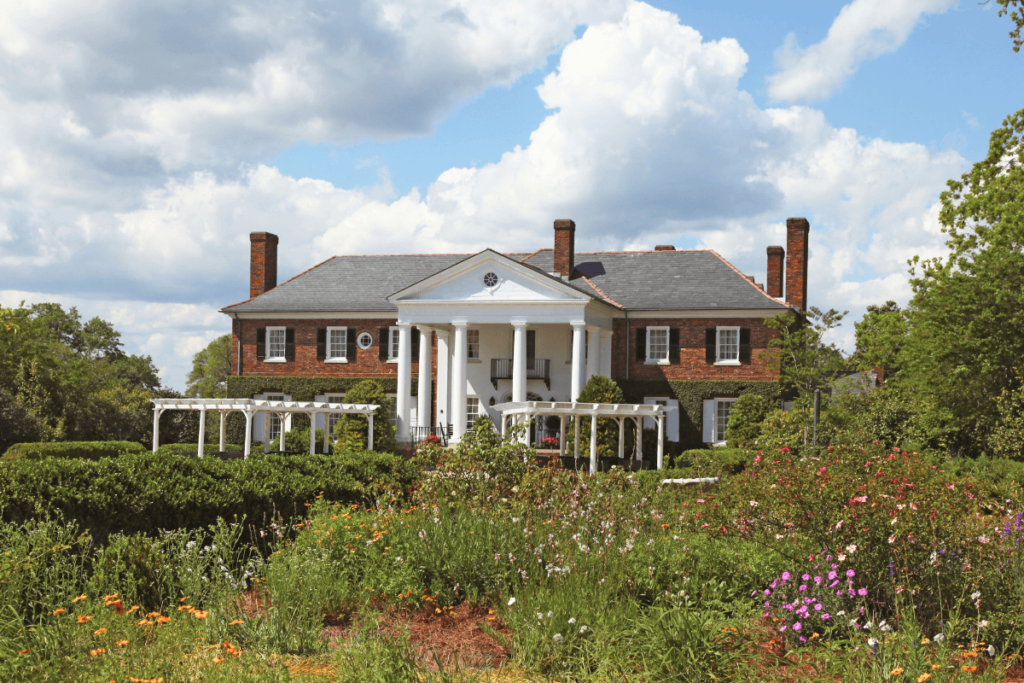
[785,218,809,312]
[610,317,778,382]
[766,245,784,298]
[250,232,279,299]
[553,219,575,277]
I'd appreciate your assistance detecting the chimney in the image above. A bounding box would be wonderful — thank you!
[250,232,279,298]
[766,245,785,298]
[553,219,575,278]
[654,245,675,251]
[785,218,810,312]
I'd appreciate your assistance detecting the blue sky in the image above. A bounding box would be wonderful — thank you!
[0,0,1020,390]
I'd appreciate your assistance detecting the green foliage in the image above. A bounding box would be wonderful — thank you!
[226,375,404,402]
[0,450,418,541]
[186,334,232,398]
[851,300,909,380]
[997,0,1023,51]
[153,443,246,456]
[1,440,145,461]
[674,448,754,476]
[564,375,625,459]
[332,380,397,453]
[901,109,1024,455]
[420,417,532,500]
[268,427,329,454]
[992,367,1024,459]
[724,393,768,448]
[762,306,849,409]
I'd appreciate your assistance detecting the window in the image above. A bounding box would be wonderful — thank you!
[466,397,480,427]
[266,327,286,361]
[325,393,344,439]
[467,329,480,360]
[266,394,284,443]
[717,327,739,363]
[326,327,347,362]
[646,327,669,362]
[566,329,589,362]
[388,327,400,361]
[357,332,373,349]
[715,398,736,443]
[386,393,398,426]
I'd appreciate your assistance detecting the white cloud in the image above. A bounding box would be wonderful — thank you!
[767,0,958,103]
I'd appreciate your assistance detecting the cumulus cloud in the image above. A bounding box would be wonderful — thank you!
[767,0,958,103]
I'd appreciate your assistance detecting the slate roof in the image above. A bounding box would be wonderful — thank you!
[222,248,789,314]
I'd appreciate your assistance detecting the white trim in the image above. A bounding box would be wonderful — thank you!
[229,308,785,321]
[265,326,287,361]
[646,326,669,363]
[231,311,400,319]
[356,331,373,349]
[326,326,348,362]
[716,326,740,363]
[388,326,400,361]
[466,395,480,428]
[712,397,737,445]
[466,328,481,360]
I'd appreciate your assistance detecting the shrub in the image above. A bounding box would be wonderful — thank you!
[564,375,626,459]
[0,449,419,541]
[333,380,397,453]
[992,367,1024,459]
[725,394,768,448]
[154,443,246,457]
[675,448,752,476]
[268,428,329,454]
[1,441,146,461]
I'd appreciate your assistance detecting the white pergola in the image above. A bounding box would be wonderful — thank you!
[493,401,666,474]
[150,398,380,458]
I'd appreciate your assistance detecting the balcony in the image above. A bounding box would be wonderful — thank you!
[490,358,551,390]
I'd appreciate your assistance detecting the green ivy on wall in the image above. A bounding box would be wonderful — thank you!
[621,380,780,450]
[226,376,422,401]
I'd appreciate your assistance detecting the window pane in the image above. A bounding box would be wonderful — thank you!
[648,328,668,360]
[329,329,346,359]
[268,329,286,359]
[390,329,400,359]
[466,398,479,426]
[718,329,739,361]
[716,400,733,442]
[467,330,480,359]
[388,395,397,425]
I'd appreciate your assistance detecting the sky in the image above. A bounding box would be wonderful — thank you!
[0,0,1021,391]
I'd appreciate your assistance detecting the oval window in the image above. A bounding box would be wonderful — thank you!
[483,271,499,287]
[357,332,373,349]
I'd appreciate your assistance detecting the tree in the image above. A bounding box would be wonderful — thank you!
[995,0,1024,52]
[564,375,625,460]
[333,380,397,453]
[185,335,231,398]
[901,109,1024,455]
[725,394,769,448]
[850,301,909,381]
[762,307,849,408]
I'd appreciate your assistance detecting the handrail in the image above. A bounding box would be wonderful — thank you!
[490,358,551,389]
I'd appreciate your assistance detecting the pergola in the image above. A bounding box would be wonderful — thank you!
[150,398,380,458]
[492,401,666,474]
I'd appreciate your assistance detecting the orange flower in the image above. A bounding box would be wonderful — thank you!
[77,615,94,624]
[147,612,162,618]
[72,594,88,603]
[94,627,108,636]
[127,606,141,614]
[962,665,978,672]
[213,657,225,664]
[103,593,118,600]
[917,674,932,682]
[180,597,188,603]
[156,616,171,624]
[53,608,66,615]
[931,665,941,670]
[228,620,244,626]
[89,647,107,656]
[177,605,191,611]
[193,610,209,620]
[19,649,30,655]
[117,640,129,647]
[890,668,905,676]
[107,599,124,614]
[136,619,154,626]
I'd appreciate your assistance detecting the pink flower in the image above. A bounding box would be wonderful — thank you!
[799,585,808,591]
[792,622,802,631]
[858,588,867,596]
[846,569,856,578]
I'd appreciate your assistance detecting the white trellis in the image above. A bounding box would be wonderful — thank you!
[492,401,665,474]
[150,399,380,459]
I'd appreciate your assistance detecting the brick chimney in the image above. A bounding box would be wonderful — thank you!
[785,218,810,312]
[250,232,279,298]
[766,245,785,298]
[553,219,575,278]
[654,245,675,251]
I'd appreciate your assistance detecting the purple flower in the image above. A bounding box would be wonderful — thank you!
[780,625,787,632]
[799,585,808,591]
[1016,511,1022,531]
[799,636,807,642]
[858,588,867,596]
[781,571,791,581]
[764,590,771,596]
[828,571,837,580]
[1005,521,1012,537]
[814,576,822,584]
[814,603,823,611]
[830,580,839,588]
[793,622,802,631]
[846,569,856,578]
[821,613,831,620]
[770,581,778,589]
[802,574,811,581]
[847,589,856,597]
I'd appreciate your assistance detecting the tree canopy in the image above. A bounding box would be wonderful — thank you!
[185,334,231,398]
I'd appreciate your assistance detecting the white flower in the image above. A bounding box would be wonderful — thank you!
[507,597,516,606]
[980,620,989,628]
[868,638,878,647]
[988,644,996,657]
[553,633,563,643]
[836,611,846,617]
[547,611,554,618]
[845,544,858,554]
[865,621,873,630]
[749,501,759,507]
[838,554,847,562]
[971,591,982,600]
[568,618,576,624]
[579,625,588,634]
[849,619,859,628]
[933,633,945,643]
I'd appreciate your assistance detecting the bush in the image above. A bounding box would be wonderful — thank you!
[675,448,753,476]
[1,440,146,461]
[0,449,419,541]
[154,443,246,457]
[725,394,768,448]
[333,380,397,453]
[268,428,329,454]
[564,375,626,459]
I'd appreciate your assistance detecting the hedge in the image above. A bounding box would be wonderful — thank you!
[154,443,247,457]
[226,376,424,401]
[0,450,420,541]
[1,441,146,462]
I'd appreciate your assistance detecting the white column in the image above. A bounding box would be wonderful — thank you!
[243,411,253,459]
[600,330,613,378]
[657,414,665,470]
[219,412,226,452]
[573,416,580,459]
[589,412,598,475]
[571,323,586,401]
[152,409,162,453]
[323,415,330,453]
[559,415,566,457]
[586,325,600,381]
[500,414,507,438]
[512,322,528,403]
[451,323,469,441]
[198,408,206,458]
[435,330,450,433]
[396,322,413,443]
[635,416,643,462]
[618,417,625,459]
[417,327,432,439]
[367,412,374,451]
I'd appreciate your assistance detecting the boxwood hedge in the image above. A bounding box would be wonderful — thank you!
[1,441,146,461]
[0,449,419,541]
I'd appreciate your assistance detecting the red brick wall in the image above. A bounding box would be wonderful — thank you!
[610,317,779,382]
[231,318,436,378]
[553,219,575,277]
[250,232,279,299]
[785,218,809,312]
[766,246,784,298]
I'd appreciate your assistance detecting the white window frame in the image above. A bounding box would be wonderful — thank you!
[466,396,480,428]
[646,326,670,364]
[265,393,285,443]
[387,327,400,362]
[326,327,348,363]
[716,326,740,365]
[265,326,287,362]
[467,329,481,361]
[325,393,345,438]
[356,331,373,350]
[715,397,736,444]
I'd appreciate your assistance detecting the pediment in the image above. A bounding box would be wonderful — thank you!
[389,251,588,304]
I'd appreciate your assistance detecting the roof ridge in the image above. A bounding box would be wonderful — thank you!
[578,275,623,308]
[519,248,546,263]
[706,249,791,307]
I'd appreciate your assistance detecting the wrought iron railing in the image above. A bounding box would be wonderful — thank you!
[410,424,452,447]
[490,358,551,390]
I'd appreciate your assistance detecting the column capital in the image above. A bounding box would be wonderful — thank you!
[397,321,413,329]
[570,320,587,329]
[510,320,529,328]
[452,320,469,328]
[599,329,613,338]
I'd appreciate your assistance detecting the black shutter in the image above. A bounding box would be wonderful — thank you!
[379,328,389,361]
[705,329,716,364]
[347,328,356,360]
[669,328,680,364]
[636,328,646,361]
[526,330,536,363]
[256,328,266,361]
[316,328,326,361]
[739,328,751,363]
[285,328,295,361]
[411,328,420,360]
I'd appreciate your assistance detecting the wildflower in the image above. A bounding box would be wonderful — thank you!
[890,667,904,676]
[77,615,93,624]
[933,634,945,643]
[94,627,107,636]
[213,657,225,664]
[72,594,88,603]
[846,569,856,578]
[553,633,563,643]
[782,571,791,581]
[19,649,29,655]
[858,588,868,596]
[229,620,244,626]
[849,619,860,628]
[568,618,576,624]
[749,501,759,507]
[988,644,996,657]
[821,613,831,620]
[53,608,66,615]
[971,591,981,600]
[868,638,879,647]
[846,544,858,553]
[962,665,977,672]
[117,640,129,647]
[193,610,209,620]
[793,622,802,631]
[507,597,516,606]
[917,675,931,682]
[579,625,588,634]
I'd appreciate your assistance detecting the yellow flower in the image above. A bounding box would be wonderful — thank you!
[94,627,107,636]
[890,667,905,676]
[917,674,931,682]
[213,656,225,663]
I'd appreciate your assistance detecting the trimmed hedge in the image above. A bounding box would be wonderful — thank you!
[154,443,246,457]
[1,441,146,462]
[226,376,424,401]
[0,450,420,541]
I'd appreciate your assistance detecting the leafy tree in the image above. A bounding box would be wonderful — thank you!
[851,301,909,381]
[995,0,1023,52]
[901,109,1024,455]
[992,367,1024,459]
[333,380,397,453]
[185,334,231,398]
[564,375,625,460]
[725,394,768,448]
[762,307,849,409]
